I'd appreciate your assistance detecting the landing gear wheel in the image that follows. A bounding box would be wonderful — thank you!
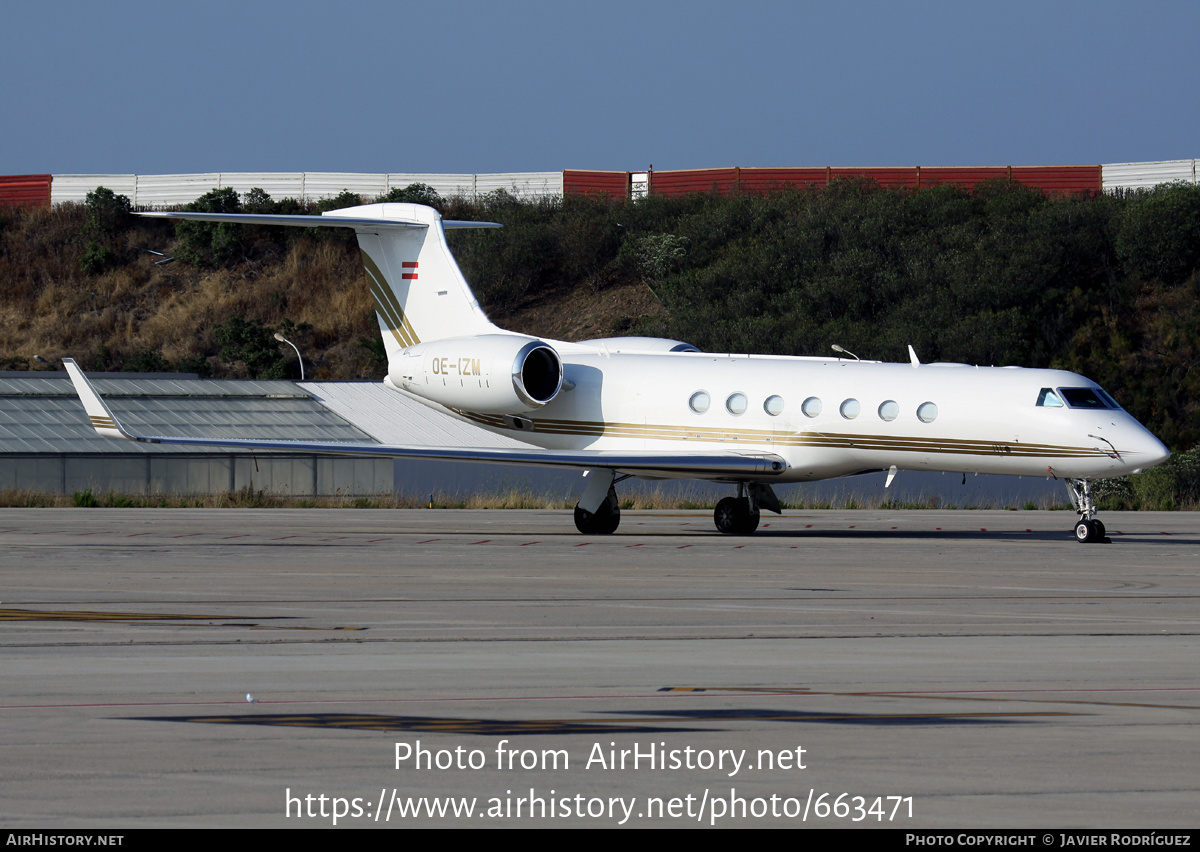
[1067,479,1108,544]
[574,498,620,534]
[714,497,760,535]
[714,497,739,534]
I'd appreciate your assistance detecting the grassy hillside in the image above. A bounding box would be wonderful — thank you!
[1,180,1198,452]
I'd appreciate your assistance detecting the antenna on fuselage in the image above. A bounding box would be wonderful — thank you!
[831,344,859,361]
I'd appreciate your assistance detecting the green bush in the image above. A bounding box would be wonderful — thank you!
[72,489,99,508]
[213,314,289,379]
[79,186,132,273]
[242,187,275,213]
[628,233,690,281]
[79,241,115,274]
[174,187,243,266]
[83,186,132,239]
[379,183,442,207]
[1115,183,1200,286]
[1095,445,1200,509]
[317,190,362,212]
[123,348,170,373]
[1134,446,1200,509]
[117,348,211,377]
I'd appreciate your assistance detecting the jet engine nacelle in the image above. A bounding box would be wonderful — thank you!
[391,334,563,414]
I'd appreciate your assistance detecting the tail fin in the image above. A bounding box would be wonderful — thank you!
[324,204,500,362]
[138,202,502,367]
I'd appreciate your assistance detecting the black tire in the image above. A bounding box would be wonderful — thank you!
[714,497,740,534]
[598,502,621,534]
[574,500,620,534]
[714,497,760,535]
[1093,519,1106,538]
[1074,519,1095,543]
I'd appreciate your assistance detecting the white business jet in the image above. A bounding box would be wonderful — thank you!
[63,202,1169,542]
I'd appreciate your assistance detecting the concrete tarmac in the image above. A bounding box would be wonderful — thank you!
[1,508,1197,828]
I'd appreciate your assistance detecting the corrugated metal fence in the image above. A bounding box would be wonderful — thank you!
[569,163,1195,198]
[1101,160,1198,191]
[0,174,52,207]
[5,162,1196,208]
[48,172,565,207]
[570,165,1113,197]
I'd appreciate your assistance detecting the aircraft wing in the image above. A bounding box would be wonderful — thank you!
[62,360,787,479]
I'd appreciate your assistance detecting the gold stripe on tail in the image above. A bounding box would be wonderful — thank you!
[361,250,421,348]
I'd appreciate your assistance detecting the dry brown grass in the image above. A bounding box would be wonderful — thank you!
[0,202,665,377]
[1,205,381,377]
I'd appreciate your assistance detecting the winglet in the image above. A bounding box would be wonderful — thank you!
[63,358,134,440]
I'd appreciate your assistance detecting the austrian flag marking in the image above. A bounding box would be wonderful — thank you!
[402,261,418,280]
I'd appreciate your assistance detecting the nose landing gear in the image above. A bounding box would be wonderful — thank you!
[1066,479,1110,544]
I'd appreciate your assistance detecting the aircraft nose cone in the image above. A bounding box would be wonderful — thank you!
[1130,429,1170,473]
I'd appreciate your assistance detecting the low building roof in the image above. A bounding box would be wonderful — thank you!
[0,373,519,455]
[0,373,375,454]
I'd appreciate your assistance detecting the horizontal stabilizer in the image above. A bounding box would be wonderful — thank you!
[137,209,499,231]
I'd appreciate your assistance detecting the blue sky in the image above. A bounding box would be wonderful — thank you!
[3,0,1197,175]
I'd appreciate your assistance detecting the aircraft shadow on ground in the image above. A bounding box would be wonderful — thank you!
[133,704,1059,736]
[712,528,1198,545]
[605,707,1050,727]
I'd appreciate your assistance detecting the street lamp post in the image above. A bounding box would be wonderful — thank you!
[273,333,304,381]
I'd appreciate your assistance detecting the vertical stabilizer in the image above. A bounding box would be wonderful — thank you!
[323,203,500,363]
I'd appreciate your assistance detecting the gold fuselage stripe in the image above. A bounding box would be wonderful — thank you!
[454,411,1106,459]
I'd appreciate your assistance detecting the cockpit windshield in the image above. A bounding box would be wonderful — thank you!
[1059,388,1110,409]
[1037,387,1121,410]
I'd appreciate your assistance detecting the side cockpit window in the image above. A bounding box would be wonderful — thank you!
[1036,388,1063,408]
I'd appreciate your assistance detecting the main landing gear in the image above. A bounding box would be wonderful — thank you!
[1066,478,1110,544]
[573,485,620,534]
[714,495,759,535]
[714,483,781,535]
[571,473,783,537]
[573,469,625,534]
